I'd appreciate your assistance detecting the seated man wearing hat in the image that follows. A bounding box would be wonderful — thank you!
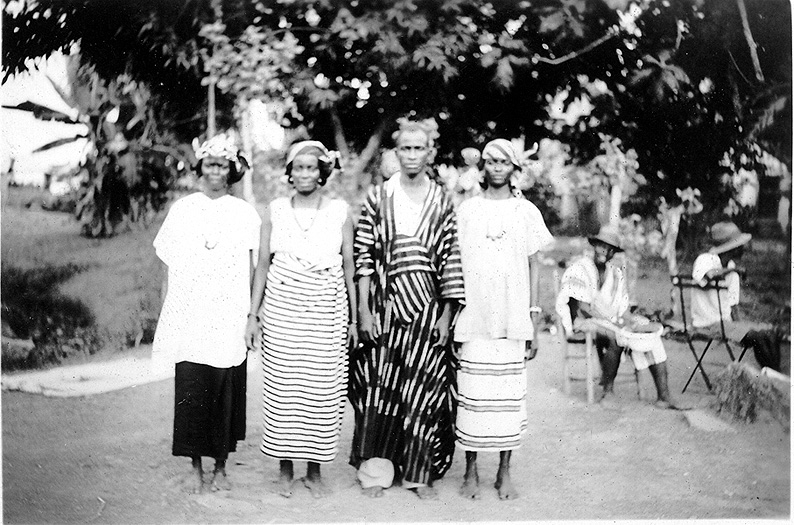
[555,226,677,408]
[691,221,760,341]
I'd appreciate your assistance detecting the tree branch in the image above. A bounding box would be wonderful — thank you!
[736,0,765,83]
[727,50,753,87]
[533,29,618,66]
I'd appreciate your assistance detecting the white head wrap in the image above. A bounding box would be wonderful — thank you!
[193,133,247,172]
[482,139,521,168]
[286,140,341,169]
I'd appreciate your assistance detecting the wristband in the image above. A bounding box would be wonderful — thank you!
[529,306,542,314]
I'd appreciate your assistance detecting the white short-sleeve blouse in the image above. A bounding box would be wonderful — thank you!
[152,192,261,371]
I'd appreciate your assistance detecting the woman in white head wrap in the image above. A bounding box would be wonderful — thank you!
[245,140,357,498]
[152,133,261,493]
[454,138,553,500]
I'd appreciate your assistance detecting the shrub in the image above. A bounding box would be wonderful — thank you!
[1,264,102,371]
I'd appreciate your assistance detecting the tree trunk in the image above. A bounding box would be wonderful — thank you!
[329,107,350,159]
[346,119,389,188]
[208,80,216,137]
[608,184,622,227]
[736,0,765,83]
[238,97,255,204]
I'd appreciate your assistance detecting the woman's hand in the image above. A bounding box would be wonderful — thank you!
[524,340,534,360]
[244,315,259,351]
[358,307,378,343]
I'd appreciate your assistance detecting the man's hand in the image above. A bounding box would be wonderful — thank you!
[347,323,359,351]
[432,317,451,348]
[358,307,379,343]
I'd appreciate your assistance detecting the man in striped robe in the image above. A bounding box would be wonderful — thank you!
[350,120,465,500]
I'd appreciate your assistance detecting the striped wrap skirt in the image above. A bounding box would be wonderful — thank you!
[259,253,349,463]
[456,339,527,451]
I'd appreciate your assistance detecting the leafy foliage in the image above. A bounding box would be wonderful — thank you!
[1,264,101,370]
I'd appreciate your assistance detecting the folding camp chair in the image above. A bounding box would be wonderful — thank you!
[669,274,739,393]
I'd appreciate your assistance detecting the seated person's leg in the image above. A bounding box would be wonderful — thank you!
[596,331,621,397]
[631,343,676,408]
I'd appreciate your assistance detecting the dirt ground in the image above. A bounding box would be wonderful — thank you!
[2,332,790,524]
[2,199,790,523]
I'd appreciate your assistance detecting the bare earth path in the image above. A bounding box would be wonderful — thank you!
[2,332,790,523]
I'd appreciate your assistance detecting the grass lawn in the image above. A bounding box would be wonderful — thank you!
[2,186,162,367]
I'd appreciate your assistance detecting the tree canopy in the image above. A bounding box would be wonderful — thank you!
[3,0,791,226]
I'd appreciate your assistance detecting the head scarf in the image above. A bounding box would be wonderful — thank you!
[286,140,341,169]
[193,133,247,173]
[482,139,521,169]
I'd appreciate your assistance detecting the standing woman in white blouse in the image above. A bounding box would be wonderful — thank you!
[152,134,262,494]
[245,141,357,498]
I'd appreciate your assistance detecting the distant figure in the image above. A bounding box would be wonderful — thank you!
[691,221,761,342]
[244,140,356,499]
[778,171,791,241]
[379,148,400,182]
[454,139,553,500]
[555,227,677,409]
[1,157,13,210]
[455,147,482,203]
[151,134,260,494]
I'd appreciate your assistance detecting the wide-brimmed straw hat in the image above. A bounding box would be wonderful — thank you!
[588,226,623,252]
[708,221,751,254]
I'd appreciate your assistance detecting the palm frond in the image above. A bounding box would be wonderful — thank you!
[31,135,89,153]
[2,101,79,124]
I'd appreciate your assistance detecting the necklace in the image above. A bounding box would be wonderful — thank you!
[203,195,223,249]
[291,195,323,233]
[484,197,517,241]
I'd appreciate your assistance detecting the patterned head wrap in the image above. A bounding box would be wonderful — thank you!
[286,140,341,170]
[482,139,521,168]
[193,133,248,173]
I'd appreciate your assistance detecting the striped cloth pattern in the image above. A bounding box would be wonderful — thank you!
[260,253,348,463]
[350,180,465,485]
[456,339,527,451]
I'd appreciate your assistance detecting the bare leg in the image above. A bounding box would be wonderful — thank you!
[277,460,295,498]
[597,335,621,407]
[209,458,231,491]
[411,484,438,500]
[185,456,203,494]
[303,461,332,498]
[649,362,679,409]
[459,451,481,499]
[494,451,518,500]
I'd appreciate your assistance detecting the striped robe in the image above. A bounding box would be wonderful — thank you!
[350,181,465,485]
[260,253,348,463]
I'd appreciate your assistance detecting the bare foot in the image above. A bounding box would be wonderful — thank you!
[362,486,384,498]
[184,469,204,494]
[410,485,438,500]
[276,473,295,498]
[494,473,519,500]
[598,391,620,410]
[459,475,481,499]
[209,469,231,491]
[302,476,332,498]
[655,398,688,410]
